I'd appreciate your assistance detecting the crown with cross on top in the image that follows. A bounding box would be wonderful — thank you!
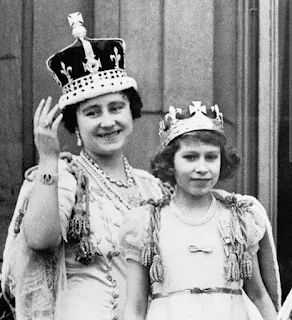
[159,101,225,147]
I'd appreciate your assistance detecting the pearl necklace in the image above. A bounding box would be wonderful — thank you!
[171,198,215,226]
[79,151,143,215]
[82,151,134,188]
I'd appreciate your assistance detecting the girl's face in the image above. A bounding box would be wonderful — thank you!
[173,138,221,199]
[76,92,133,157]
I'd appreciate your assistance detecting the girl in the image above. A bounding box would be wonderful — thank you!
[1,12,163,320]
[120,102,281,319]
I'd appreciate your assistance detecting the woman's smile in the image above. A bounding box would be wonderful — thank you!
[96,129,122,139]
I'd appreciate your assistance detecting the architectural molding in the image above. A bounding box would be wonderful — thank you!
[236,0,258,196]
[236,1,252,195]
[258,0,279,239]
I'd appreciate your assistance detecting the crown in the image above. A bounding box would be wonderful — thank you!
[46,12,137,109]
[159,101,225,146]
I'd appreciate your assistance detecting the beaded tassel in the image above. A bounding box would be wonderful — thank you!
[141,242,154,266]
[66,162,102,265]
[240,251,252,279]
[76,235,98,265]
[225,252,240,281]
[68,207,90,240]
[140,184,171,284]
[149,254,163,283]
[67,181,90,240]
[222,193,255,282]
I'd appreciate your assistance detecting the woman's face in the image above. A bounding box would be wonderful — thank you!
[173,138,221,200]
[76,92,133,157]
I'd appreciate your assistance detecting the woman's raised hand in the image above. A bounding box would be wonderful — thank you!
[33,96,63,159]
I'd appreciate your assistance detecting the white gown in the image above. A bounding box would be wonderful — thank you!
[120,196,268,320]
[1,155,163,320]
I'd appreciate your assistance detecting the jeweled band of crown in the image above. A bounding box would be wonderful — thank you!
[159,101,225,147]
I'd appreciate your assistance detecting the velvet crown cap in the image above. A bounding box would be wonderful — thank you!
[46,12,137,109]
[159,101,225,147]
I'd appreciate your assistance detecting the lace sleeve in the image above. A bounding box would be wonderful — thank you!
[119,206,150,263]
[1,177,67,320]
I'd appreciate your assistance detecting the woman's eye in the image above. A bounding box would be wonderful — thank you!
[86,110,98,116]
[84,108,102,116]
[110,105,124,113]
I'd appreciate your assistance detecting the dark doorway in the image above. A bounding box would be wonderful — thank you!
[277,0,290,301]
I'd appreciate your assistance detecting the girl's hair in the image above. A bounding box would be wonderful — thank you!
[62,87,143,133]
[151,130,240,186]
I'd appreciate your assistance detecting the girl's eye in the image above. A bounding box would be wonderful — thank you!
[205,154,219,161]
[183,154,198,161]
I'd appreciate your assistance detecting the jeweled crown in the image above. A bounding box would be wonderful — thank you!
[46,12,137,109]
[159,101,225,146]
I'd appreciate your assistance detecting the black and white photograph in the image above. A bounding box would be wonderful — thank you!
[0,1,289,319]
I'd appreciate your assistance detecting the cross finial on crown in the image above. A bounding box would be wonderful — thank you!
[67,12,84,28]
[67,12,87,39]
[189,101,207,115]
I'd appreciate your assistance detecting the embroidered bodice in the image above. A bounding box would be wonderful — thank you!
[119,194,271,320]
[1,154,163,320]
[120,195,266,295]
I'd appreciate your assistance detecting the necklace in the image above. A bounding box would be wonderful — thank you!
[171,198,215,226]
[82,151,134,188]
[79,151,143,215]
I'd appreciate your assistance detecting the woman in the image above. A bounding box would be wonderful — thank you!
[120,102,281,319]
[1,12,163,320]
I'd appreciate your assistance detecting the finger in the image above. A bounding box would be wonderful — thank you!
[51,113,63,131]
[34,99,46,128]
[39,96,52,123]
[46,103,61,124]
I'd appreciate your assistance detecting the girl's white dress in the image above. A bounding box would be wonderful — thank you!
[120,194,280,320]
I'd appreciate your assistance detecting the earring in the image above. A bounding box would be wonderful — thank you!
[75,129,82,146]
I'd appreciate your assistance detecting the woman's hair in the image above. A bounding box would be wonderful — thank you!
[151,130,240,186]
[62,87,143,133]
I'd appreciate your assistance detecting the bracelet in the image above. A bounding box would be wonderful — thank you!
[34,170,58,185]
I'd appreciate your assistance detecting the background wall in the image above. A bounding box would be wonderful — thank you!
[0,0,259,265]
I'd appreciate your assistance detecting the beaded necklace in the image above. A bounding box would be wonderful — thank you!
[83,151,135,188]
[171,197,215,226]
[79,150,143,215]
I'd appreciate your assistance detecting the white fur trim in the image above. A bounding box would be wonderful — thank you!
[59,71,137,109]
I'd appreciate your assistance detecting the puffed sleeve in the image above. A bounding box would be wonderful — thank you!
[239,195,281,310]
[58,158,77,242]
[238,195,267,255]
[212,189,281,310]
[119,205,150,263]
